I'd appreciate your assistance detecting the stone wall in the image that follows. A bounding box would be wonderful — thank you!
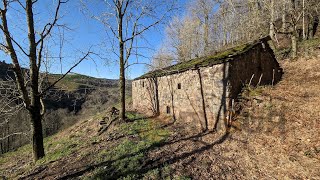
[132,77,158,115]
[132,40,282,131]
[133,64,228,131]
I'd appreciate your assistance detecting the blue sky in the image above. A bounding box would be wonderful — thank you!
[0,0,187,80]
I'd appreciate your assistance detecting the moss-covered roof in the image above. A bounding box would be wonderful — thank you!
[135,36,270,80]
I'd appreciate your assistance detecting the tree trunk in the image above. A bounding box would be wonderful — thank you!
[269,0,275,40]
[118,8,126,121]
[302,0,306,39]
[0,138,3,154]
[290,0,298,59]
[6,123,9,152]
[119,56,126,121]
[223,31,227,46]
[291,33,297,58]
[204,13,209,55]
[0,126,3,154]
[26,0,45,161]
[309,20,314,39]
[29,107,45,161]
[282,1,286,32]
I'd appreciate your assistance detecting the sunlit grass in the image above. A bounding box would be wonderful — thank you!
[89,112,171,179]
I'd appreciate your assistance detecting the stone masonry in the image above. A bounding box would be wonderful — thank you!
[132,37,283,131]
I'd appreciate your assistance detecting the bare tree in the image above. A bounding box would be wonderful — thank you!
[164,15,205,62]
[0,77,27,154]
[83,0,177,121]
[150,46,174,71]
[0,0,92,161]
[162,0,319,63]
[188,0,219,54]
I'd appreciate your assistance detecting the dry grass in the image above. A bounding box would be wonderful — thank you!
[233,55,320,179]
[0,113,102,179]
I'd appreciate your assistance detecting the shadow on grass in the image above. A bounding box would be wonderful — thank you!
[125,111,156,122]
[57,129,230,180]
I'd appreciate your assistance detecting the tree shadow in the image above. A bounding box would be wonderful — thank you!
[197,68,209,131]
[145,77,160,116]
[214,62,228,132]
[108,132,230,180]
[57,129,229,180]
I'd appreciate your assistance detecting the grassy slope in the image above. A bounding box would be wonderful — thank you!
[48,73,115,91]
[0,112,178,179]
[47,74,85,91]
[1,40,320,179]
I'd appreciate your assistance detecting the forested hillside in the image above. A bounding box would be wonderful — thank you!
[150,0,320,69]
[0,61,131,155]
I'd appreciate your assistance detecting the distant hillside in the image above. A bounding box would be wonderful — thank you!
[48,73,120,92]
[0,61,132,154]
[0,61,132,111]
[0,61,124,91]
[0,60,16,80]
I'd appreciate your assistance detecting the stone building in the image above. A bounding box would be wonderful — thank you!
[132,37,283,131]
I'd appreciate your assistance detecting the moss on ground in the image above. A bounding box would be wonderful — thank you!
[242,85,265,97]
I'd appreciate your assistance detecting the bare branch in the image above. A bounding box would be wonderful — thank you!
[125,62,153,69]
[36,0,69,46]
[37,35,44,72]
[124,18,161,43]
[122,0,130,15]
[0,132,29,141]
[0,0,30,109]
[40,50,92,96]
[0,25,29,56]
